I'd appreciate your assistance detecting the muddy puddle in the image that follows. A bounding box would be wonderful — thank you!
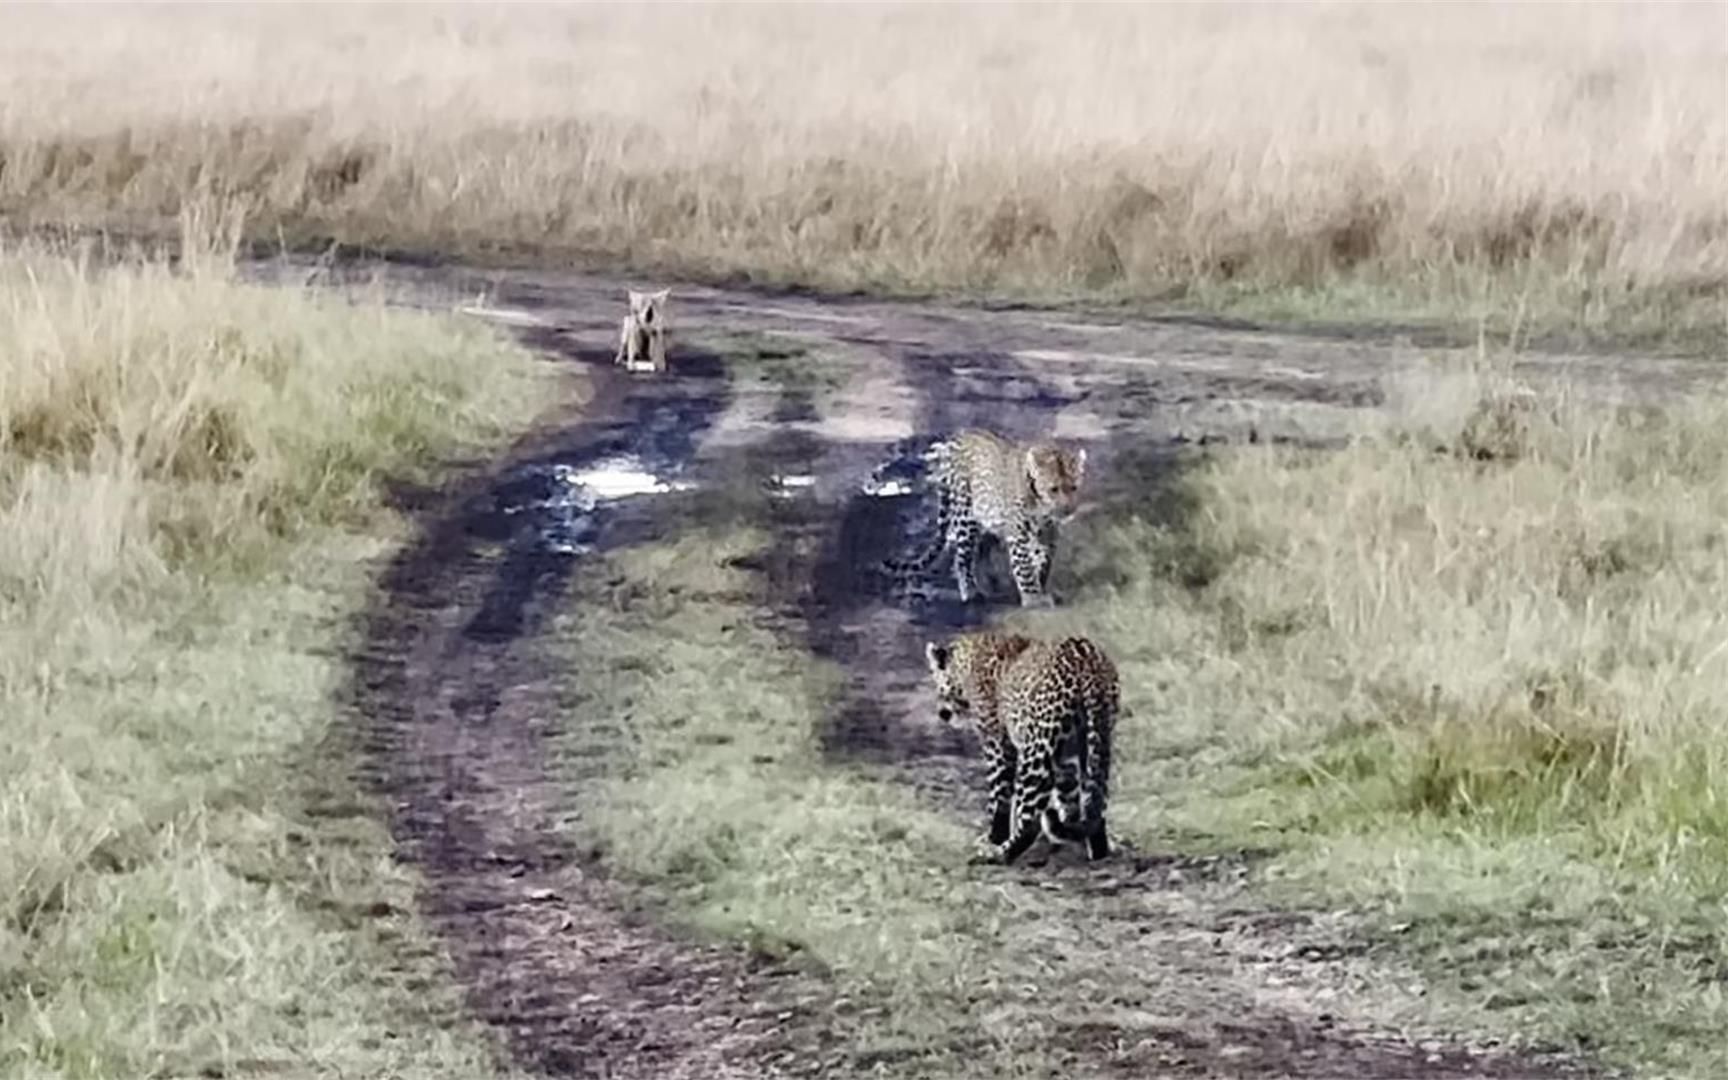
[490,456,697,557]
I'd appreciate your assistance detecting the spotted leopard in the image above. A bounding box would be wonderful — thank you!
[924,630,1119,865]
[883,429,1086,607]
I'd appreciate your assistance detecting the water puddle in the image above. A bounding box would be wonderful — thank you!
[497,456,695,555]
[861,477,917,498]
[1014,347,1232,373]
[860,439,935,499]
[766,473,817,499]
[1264,364,1325,381]
[715,302,873,326]
[563,458,695,500]
[456,303,549,328]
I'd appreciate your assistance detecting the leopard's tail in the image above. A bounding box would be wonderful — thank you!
[1065,638,1119,827]
[881,479,956,572]
[882,441,958,573]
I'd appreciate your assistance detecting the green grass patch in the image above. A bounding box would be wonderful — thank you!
[704,330,849,403]
[1050,362,1728,1076]
[547,526,998,1074]
[542,494,1273,1075]
[1,244,554,1078]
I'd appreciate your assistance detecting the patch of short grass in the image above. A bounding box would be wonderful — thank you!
[545,500,1248,1076]
[707,331,842,401]
[1,241,553,1077]
[547,524,994,1075]
[1051,358,1728,1077]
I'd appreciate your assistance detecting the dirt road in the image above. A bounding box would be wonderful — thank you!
[322,260,1718,1078]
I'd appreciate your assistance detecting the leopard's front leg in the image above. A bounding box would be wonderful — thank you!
[1006,520,1054,608]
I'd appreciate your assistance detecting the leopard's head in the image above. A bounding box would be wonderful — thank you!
[1023,442,1086,521]
[924,633,1031,725]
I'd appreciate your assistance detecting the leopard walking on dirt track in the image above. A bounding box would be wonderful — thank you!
[923,630,1119,865]
[883,429,1087,607]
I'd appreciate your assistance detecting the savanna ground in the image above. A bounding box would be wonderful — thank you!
[4,4,1728,1079]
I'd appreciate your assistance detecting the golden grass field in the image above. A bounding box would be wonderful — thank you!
[2,2,1724,344]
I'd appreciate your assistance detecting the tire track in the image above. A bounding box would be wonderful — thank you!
[346,341,834,1079]
[318,256,1676,1078]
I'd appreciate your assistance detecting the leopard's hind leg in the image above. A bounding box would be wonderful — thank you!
[1040,719,1092,847]
[981,736,1016,846]
[949,516,984,604]
[979,738,1056,865]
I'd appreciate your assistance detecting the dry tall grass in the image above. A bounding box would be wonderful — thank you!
[2,3,1723,343]
[0,234,549,1075]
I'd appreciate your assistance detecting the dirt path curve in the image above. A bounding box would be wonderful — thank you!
[313,256,1719,1079]
[346,347,834,1079]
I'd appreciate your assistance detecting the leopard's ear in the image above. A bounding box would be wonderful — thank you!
[651,288,671,303]
[1072,445,1088,479]
[925,641,951,672]
[627,289,645,307]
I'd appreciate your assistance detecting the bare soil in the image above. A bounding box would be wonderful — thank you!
[327,260,1713,1078]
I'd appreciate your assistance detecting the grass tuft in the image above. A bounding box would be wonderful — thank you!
[0,240,552,1077]
[1053,362,1728,1074]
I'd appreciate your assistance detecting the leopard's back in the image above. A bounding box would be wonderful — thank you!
[937,430,1026,531]
[999,635,1119,748]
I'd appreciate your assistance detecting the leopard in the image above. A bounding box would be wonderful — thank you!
[882,429,1086,607]
[614,288,671,373]
[923,630,1119,865]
